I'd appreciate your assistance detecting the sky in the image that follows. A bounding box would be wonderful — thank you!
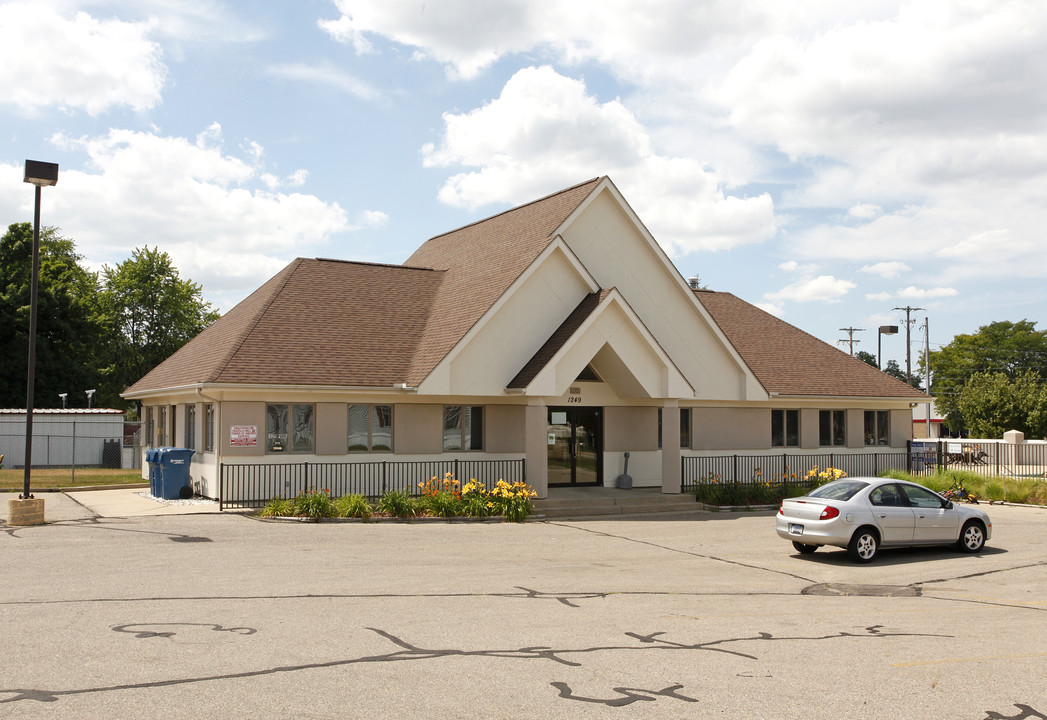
[2,0,1046,379]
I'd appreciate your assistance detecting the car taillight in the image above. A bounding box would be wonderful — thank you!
[778,504,784,515]
[820,506,840,520]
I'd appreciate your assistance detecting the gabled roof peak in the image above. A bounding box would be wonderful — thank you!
[423,177,604,244]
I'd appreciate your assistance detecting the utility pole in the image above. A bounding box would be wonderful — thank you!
[893,306,924,385]
[837,327,865,356]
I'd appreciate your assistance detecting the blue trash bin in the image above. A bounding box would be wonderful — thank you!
[145,448,162,497]
[158,448,195,500]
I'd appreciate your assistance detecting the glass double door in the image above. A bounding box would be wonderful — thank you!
[547,406,602,486]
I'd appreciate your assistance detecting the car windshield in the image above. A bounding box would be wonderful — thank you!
[807,480,870,502]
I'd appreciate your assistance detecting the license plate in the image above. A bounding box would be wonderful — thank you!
[789,523,804,535]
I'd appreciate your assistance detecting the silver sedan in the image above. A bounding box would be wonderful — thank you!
[775,477,992,563]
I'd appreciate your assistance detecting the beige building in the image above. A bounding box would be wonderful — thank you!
[124,177,929,501]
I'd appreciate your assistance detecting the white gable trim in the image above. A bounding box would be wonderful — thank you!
[513,288,695,400]
[552,177,766,399]
[417,237,599,395]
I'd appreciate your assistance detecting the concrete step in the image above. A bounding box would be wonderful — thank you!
[533,490,703,518]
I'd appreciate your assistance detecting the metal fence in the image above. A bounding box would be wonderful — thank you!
[0,419,143,485]
[681,440,1047,493]
[909,439,1047,478]
[681,451,911,493]
[219,458,527,510]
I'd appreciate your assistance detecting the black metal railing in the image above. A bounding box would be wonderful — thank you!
[219,458,526,510]
[681,451,911,493]
[681,440,1047,493]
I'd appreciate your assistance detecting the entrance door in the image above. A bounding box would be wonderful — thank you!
[547,407,602,486]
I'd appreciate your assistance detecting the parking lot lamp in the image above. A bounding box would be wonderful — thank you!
[20,160,59,505]
[877,325,898,370]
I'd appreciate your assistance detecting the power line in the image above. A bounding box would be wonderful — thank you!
[837,327,865,356]
[892,306,924,384]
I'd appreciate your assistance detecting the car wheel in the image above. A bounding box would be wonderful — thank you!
[957,521,986,553]
[792,541,818,554]
[848,528,878,563]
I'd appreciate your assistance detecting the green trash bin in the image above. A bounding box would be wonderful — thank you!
[158,448,195,499]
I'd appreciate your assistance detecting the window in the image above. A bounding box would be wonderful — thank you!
[900,483,945,509]
[266,403,314,453]
[869,483,903,507]
[145,407,155,448]
[157,406,167,446]
[819,410,846,447]
[204,404,215,452]
[771,409,800,447]
[443,406,483,451]
[864,410,889,446]
[348,405,392,452]
[185,404,196,451]
[658,408,691,449]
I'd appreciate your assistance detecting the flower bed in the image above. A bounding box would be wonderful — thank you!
[257,474,538,523]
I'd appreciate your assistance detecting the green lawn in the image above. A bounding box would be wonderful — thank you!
[0,468,145,491]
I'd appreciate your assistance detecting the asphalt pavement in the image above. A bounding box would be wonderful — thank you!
[2,497,1046,719]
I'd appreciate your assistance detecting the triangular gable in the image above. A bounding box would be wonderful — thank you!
[548,178,766,401]
[508,288,694,399]
[402,178,603,387]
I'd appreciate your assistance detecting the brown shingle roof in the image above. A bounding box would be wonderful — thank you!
[402,177,603,385]
[694,290,929,399]
[125,259,444,392]
[126,178,602,394]
[507,290,611,389]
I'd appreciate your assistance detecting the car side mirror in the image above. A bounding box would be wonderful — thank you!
[943,500,953,510]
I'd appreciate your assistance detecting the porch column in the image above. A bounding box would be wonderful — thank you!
[525,401,548,499]
[661,400,681,494]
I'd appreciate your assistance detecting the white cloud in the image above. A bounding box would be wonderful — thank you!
[765,275,856,303]
[0,125,368,307]
[896,286,959,299]
[318,0,760,80]
[860,261,910,278]
[267,62,381,101]
[0,3,166,115]
[865,291,892,301]
[848,203,883,220]
[421,66,774,254]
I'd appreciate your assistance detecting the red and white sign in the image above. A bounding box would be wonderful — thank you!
[230,425,258,447]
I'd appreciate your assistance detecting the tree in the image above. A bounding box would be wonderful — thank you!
[96,247,220,408]
[0,223,102,408]
[955,370,1047,438]
[929,320,1047,433]
[855,350,878,368]
[883,359,923,391]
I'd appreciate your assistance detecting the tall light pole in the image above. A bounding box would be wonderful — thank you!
[877,325,898,370]
[18,160,59,514]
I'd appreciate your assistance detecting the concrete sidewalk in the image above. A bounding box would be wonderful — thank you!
[2,487,225,522]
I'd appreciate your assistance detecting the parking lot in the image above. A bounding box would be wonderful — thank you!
[2,497,1046,719]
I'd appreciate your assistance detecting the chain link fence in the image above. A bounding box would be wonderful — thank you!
[0,418,144,489]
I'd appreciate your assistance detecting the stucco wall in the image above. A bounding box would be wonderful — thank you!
[316,403,348,455]
[221,401,264,457]
[394,404,443,454]
[485,405,525,453]
[692,407,767,450]
[604,406,659,451]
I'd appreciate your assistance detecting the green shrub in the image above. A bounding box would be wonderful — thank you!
[259,497,295,518]
[375,490,418,518]
[334,493,372,520]
[294,488,337,521]
[419,490,463,518]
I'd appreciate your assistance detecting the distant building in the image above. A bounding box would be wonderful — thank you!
[0,409,129,468]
